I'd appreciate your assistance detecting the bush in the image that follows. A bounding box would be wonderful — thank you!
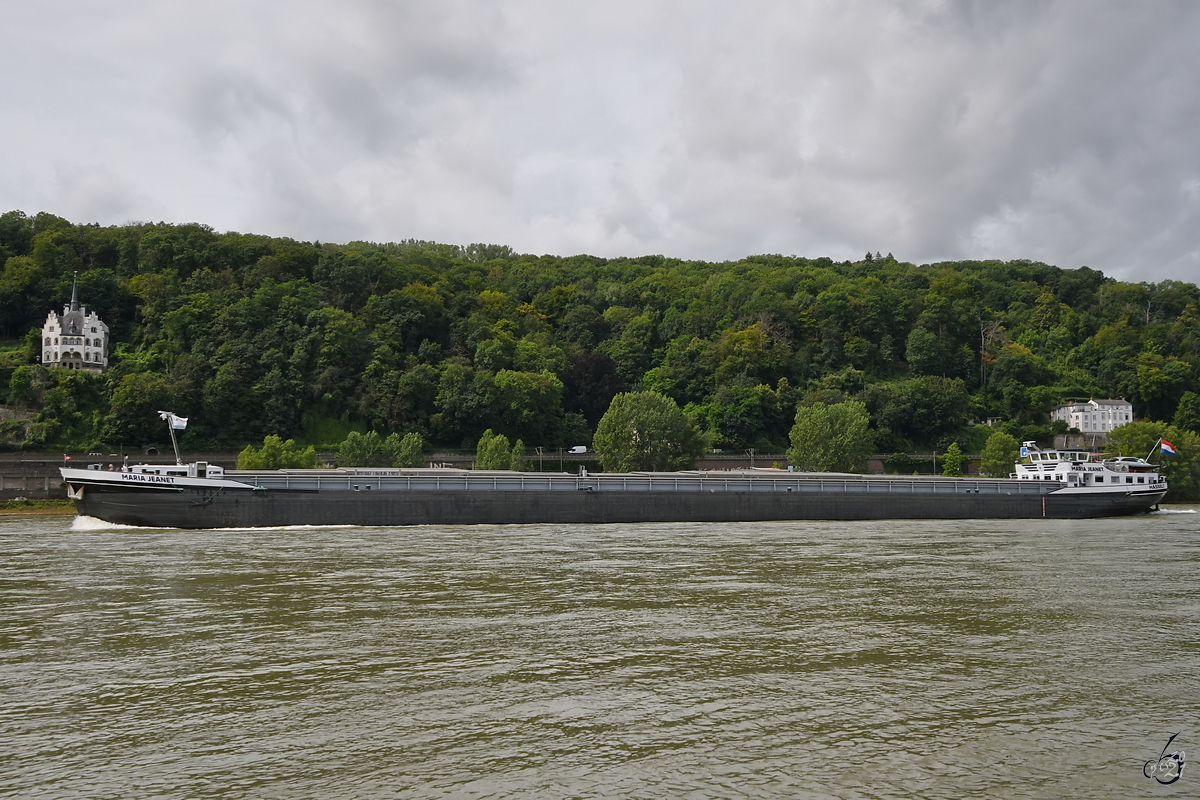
[238,435,318,469]
[883,452,922,474]
[337,430,425,467]
[473,429,528,470]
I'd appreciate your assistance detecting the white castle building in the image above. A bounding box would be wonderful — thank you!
[42,279,109,373]
[1051,398,1133,433]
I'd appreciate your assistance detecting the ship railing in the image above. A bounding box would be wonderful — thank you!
[228,471,1062,496]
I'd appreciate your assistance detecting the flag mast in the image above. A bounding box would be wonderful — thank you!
[158,411,187,465]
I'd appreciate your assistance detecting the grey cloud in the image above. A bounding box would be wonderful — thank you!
[2,0,1199,282]
[637,1,1200,278]
[52,165,150,223]
[173,1,515,155]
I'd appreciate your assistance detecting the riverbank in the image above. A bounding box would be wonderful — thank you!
[0,499,74,515]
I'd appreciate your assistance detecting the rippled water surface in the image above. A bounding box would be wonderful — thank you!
[2,511,1199,798]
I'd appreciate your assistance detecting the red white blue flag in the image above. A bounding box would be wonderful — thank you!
[1160,439,1177,456]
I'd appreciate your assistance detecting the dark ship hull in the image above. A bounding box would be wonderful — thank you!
[63,468,1167,529]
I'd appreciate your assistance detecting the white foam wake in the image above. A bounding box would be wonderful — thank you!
[70,515,143,530]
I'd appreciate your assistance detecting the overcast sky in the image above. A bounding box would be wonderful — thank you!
[2,1,1199,282]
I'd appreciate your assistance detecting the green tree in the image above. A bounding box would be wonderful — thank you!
[940,442,965,476]
[238,435,318,469]
[475,428,514,469]
[336,430,388,466]
[15,212,1200,461]
[1174,391,1200,433]
[6,364,53,408]
[1132,352,1191,420]
[1107,421,1200,501]
[492,369,565,444]
[599,310,657,388]
[904,326,942,375]
[786,400,873,473]
[432,363,499,445]
[979,431,1020,477]
[336,430,424,467]
[563,353,626,427]
[860,376,970,451]
[593,391,705,472]
[102,372,175,447]
[389,432,425,467]
[509,437,528,471]
[0,255,49,336]
[36,369,107,447]
[1107,421,1173,461]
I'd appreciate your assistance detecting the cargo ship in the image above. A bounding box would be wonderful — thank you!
[59,419,1168,528]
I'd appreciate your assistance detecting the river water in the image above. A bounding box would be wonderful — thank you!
[2,511,1198,799]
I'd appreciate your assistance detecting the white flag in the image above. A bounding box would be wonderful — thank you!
[158,411,188,430]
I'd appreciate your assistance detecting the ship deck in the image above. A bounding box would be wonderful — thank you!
[226,468,1065,497]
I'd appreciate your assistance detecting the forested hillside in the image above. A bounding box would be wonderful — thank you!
[2,210,1199,454]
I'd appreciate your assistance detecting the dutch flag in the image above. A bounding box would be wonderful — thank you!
[1160,439,1178,456]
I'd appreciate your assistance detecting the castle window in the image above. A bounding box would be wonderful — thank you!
[44,337,50,345]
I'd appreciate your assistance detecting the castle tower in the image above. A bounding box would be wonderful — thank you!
[41,276,110,373]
